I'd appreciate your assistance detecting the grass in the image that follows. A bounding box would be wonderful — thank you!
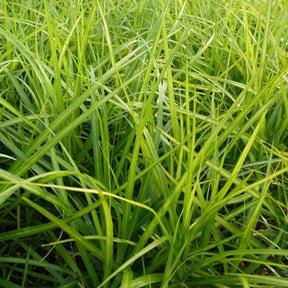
[0,0,288,287]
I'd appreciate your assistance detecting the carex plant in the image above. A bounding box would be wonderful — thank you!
[1,0,288,287]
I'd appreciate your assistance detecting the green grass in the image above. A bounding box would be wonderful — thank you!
[1,0,288,287]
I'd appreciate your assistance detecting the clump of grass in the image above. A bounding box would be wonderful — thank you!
[1,0,288,287]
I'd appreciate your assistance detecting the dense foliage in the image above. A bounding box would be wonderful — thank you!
[1,0,288,287]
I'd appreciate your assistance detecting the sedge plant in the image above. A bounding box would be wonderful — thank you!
[1,0,288,287]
